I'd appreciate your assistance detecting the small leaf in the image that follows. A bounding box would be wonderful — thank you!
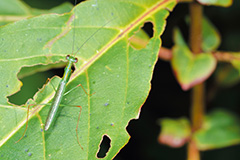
[213,51,240,76]
[171,29,217,90]
[194,109,240,150]
[185,16,221,52]
[197,0,233,7]
[231,55,240,73]
[158,118,191,148]
[202,17,221,52]
[214,64,240,87]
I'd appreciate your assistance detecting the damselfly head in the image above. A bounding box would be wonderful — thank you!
[66,54,78,63]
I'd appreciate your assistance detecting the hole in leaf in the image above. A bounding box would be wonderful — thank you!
[23,0,84,9]
[97,135,111,158]
[8,62,67,105]
[142,22,154,38]
[129,22,154,50]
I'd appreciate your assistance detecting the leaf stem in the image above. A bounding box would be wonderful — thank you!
[188,2,204,160]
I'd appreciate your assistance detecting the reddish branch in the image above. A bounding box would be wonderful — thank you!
[159,47,240,62]
[188,2,203,160]
[213,51,240,62]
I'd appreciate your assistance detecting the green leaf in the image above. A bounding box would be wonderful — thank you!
[0,0,30,15]
[171,29,217,90]
[30,2,73,15]
[158,118,191,148]
[0,0,177,159]
[129,28,150,50]
[194,109,240,150]
[197,0,233,7]
[214,64,240,87]
[202,17,221,52]
[185,16,221,52]
[230,54,240,73]
[0,0,72,26]
[212,52,240,78]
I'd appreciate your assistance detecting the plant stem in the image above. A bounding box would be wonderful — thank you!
[187,140,200,160]
[158,47,240,62]
[191,84,205,131]
[189,2,202,54]
[187,2,204,160]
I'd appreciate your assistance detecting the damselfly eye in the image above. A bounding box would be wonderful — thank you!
[66,55,70,60]
[74,58,78,63]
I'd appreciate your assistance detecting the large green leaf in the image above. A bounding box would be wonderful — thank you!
[0,0,177,159]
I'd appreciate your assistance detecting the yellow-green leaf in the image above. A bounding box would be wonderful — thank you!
[0,0,72,26]
[202,17,221,52]
[197,0,233,7]
[158,118,191,148]
[194,109,240,150]
[171,29,216,90]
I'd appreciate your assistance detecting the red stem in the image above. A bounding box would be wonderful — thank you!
[158,47,240,62]
[187,2,204,160]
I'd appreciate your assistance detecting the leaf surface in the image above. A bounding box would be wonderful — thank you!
[0,0,72,26]
[194,109,240,150]
[201,17,221,52]
[197,0,233,7]
[158,118,191,148]
[0,0,177,159]
[158,109,240,150]
[230,54,240,74]
[171,29,216,90]
[185,16,221,52]
[214,64,240,87]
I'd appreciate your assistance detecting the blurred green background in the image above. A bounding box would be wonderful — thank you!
[7,0,240,159]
